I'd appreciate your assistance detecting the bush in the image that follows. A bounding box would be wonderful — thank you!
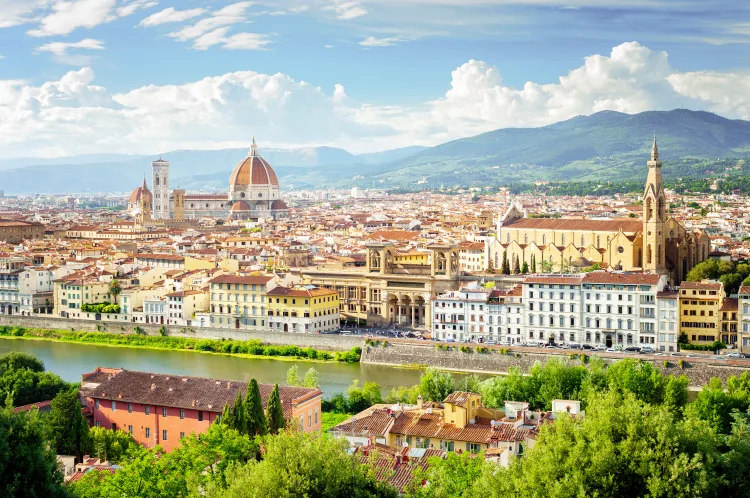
[680,340,727,352]
[663,360,669,368]
[476,347,490,354]
[459,346,473,354]
[678,359,685,369]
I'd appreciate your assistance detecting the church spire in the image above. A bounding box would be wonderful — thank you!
[651,135,659,162]
[142,175,147,189]
[249,136,258,157]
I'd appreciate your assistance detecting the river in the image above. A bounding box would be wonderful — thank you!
[0,338,427,397]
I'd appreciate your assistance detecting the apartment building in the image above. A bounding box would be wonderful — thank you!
[18,267,55,315]
[165,290,209,326]
[679,281,724,345]
[267,285,340,334]
[0,253,24,315]
[486,286,523,345]
[720,298,738,346]
[207,274,275,328]
[525,275,583,345]
[656,290,679,352]
[81,368,322,452]
[738,286,750,354]
[432,285,490,342]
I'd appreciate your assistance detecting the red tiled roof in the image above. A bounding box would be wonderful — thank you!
[208,274,274,285]
[504,218,642,232]
[582,272,662,285]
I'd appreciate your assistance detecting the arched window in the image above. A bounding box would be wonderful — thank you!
[561,234,566,245]
[580,234,585,247]
[506,233,510,243]
[646,244,652,265]
[597,235,601,248]
[524,233,528,244]
[542,234,547,245]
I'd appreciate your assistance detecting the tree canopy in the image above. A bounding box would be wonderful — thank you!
[0,352,69,407]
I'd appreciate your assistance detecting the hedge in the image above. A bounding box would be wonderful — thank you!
[0,326,361,363]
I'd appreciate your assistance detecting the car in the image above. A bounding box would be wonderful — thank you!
[486,340,496,345]
[624,346,641,353]
[653,352,666,356]
[606,348,617,353]
[581,344,594,350]
[726,352,746,358]
[593,345,607,351]
[640,347,655,354]
[670,353,682,357]
[686,354,699,358]
[446,338,455,343]
[569,344,581,350]
[545,344,558,349]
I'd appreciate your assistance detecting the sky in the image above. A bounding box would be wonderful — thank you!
[1,0,750,158]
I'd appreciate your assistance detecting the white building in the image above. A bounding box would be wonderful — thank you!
[18,267,55,315]
[152,159,170,220]
[433,284,490,342]
[656,290,679,352]
[524,275,583,346]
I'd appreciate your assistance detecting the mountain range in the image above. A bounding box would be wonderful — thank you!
[2,109,750,194]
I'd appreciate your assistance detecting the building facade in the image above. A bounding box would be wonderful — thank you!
[267,285,340,334]
[488,140,710,285]
[152,159,170,220]
[208,274,275,329]
[679,281,724,345]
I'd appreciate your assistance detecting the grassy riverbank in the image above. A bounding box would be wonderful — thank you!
[0,325,362,363]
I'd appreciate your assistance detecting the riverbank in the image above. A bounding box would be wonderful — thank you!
[0,325,362,364]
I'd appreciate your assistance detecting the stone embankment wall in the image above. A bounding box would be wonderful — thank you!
[361,342,750,387]
[0,315,364,352]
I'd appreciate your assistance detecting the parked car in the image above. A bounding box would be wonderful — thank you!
[606,348,617,353]
[686,354,699,358]
[569,343,581,349]
[640,347,655,354]
[581,344,594,350]
[545,344,558,349]
[726,352,746,358]
[670,353,682,357]
[593,345,607,351]
[653,352,666,356]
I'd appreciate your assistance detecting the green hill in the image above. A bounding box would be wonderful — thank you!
[348,109,750,188]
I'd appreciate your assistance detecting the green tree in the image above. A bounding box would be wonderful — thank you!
[689,374,750,434]
[108,279,122,302]
[456,374,481,394]
[245,379,267,437]
[521,261,529,274]
[231,391,246,434]
[384,385,421,405]
[530,254,536,273]
[477,367,532,408]
[0,352,44,373]
[0,352,69,407]
[604,359,667,406]
[89,426,135,463]
[286,365,301,386]
[266,384,286,434]
[419,368,454,402]
[407,451,484,498]
[0,407,67,498]
[346,380,383,413]
[512,254,520,274]
[46,388,91,461]
[303,367,320,388]
[501,251,510,275]
[200,430,397,498]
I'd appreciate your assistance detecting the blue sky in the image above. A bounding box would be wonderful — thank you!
[1,0,750,158]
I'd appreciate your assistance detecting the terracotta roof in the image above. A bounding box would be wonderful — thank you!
[442,391,476,407]
[721,298,738,312]
[582,272,662,285]
[680,281,722,290]
[229,155,279,187]
[136,253,185,261]
[504,218,642,232]
[208,274,274,285]
[331,408,395,436]
[267,286,338,298]
[524,275,584,285]
[85,369,320,417]
[389,411,534,445]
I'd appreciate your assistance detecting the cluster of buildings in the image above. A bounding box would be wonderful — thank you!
[2,138,749,352]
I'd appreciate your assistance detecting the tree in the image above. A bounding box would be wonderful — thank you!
[384,385,421,405]
[419,368,454,402]
[346,380,383,413]
[0,352,44,374]
[0,352,69,407]
[501,251,510,275]
[286,365,301,386]
[530,254,536,273]
[485,257,495,274]
[512,255,520,274]
[470,390,720,498]
[407,451,485,498]
[303,368,319,388]
[89,426,135,463]
[521,261,529,274]
[231,391,246,434]
[108,279,122,302]
[46,388,91,461]
[200,430,397,498]
[539,259,553,273]
[245,379,267,437]
[0,407,67,498]
[266,384,286,434]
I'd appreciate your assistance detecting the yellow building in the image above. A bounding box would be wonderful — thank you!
[488,139,710,284]
[266,285,340,333]
[679,281,724,345]
[54,274,114,318]
[720,298,738,346]
[207,274,275,329]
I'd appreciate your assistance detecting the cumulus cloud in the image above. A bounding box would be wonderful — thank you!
[27,0,156,37]
[139,7,207,26]
[36,38,105,55]
[359,35,413,47]
[0,0,49,28]
[2,42,750,158]
[167,1,269,50]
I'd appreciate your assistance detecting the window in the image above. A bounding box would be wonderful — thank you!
[145,428,151,438]
[162,407,168,417]
[299,415,305,429]
[162,430,168,441]
[128,425,133,434]
[145,405,150,415]
[180,432,185,440]
[466,443,481,454]
[128,403,133,414]
[95,421,100,427]
[198,411,203,422]
[95,400,99,410]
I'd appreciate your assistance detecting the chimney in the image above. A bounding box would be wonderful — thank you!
[417,395,423,410]
[151,383,156,390]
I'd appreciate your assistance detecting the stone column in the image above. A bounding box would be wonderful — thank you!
[411,304,415,328]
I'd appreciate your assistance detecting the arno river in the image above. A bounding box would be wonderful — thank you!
[0,338,426,397]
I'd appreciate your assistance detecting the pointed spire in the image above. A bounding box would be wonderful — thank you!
[651,135,659,161]
[142,175,147,189]
[249,136,258,157]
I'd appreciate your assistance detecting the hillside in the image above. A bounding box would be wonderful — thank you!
[354,109,750,187]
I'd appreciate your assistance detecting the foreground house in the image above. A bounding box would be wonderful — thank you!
[80,368,322,452]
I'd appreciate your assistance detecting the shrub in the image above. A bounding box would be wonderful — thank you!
[459,346,473,354]
[663,360,669,368]
[476,347,490,354]
[678,359,685,369]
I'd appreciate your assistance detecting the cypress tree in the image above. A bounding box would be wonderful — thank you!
[245,379,267,436]
[501,251,510,275]
[521,261,529,274]
[220,402,232,427]
[513,255,520,274]
[266,384,286,434]
[232,391,246,434]
[531,254,537,273]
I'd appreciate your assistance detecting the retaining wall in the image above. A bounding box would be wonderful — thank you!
[0,315,364,352]
[361,342,750,387]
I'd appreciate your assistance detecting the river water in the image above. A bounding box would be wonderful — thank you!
[0,338,426,397]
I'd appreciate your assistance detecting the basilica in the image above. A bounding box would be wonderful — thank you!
[487,138,710,284]
[128,138,289,222]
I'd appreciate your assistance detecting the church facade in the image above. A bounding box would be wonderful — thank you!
[487,139,710,285]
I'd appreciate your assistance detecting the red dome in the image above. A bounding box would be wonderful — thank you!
[231,200,251,211]
[229,139,279,187]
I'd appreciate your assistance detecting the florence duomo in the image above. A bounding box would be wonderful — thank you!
[128,137,288,223]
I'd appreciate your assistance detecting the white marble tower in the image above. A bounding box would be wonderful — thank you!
[151,158,170,220]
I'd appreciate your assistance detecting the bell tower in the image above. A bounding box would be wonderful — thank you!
[643,136,666,274]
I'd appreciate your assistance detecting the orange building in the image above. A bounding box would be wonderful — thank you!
[81,368,322,452]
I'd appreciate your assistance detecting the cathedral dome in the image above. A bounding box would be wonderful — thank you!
[231,200,251,212]
[229,138,279,187]
[128,179,152,204]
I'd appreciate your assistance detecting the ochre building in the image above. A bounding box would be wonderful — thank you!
[488,139,710,285]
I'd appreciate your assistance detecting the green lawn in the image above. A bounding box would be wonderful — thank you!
[321,412,353,432]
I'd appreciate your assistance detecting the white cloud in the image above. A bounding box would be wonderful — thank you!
[326,1,367,20]
[168,1,256,49]
[359,35,413,46]
[139,6,207,26]
[0,0,48,28]
[222,32,272,50]
[36,38,105,55]
[0,54,4,59]
[2,42,750,158]
[27,0,157,37]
